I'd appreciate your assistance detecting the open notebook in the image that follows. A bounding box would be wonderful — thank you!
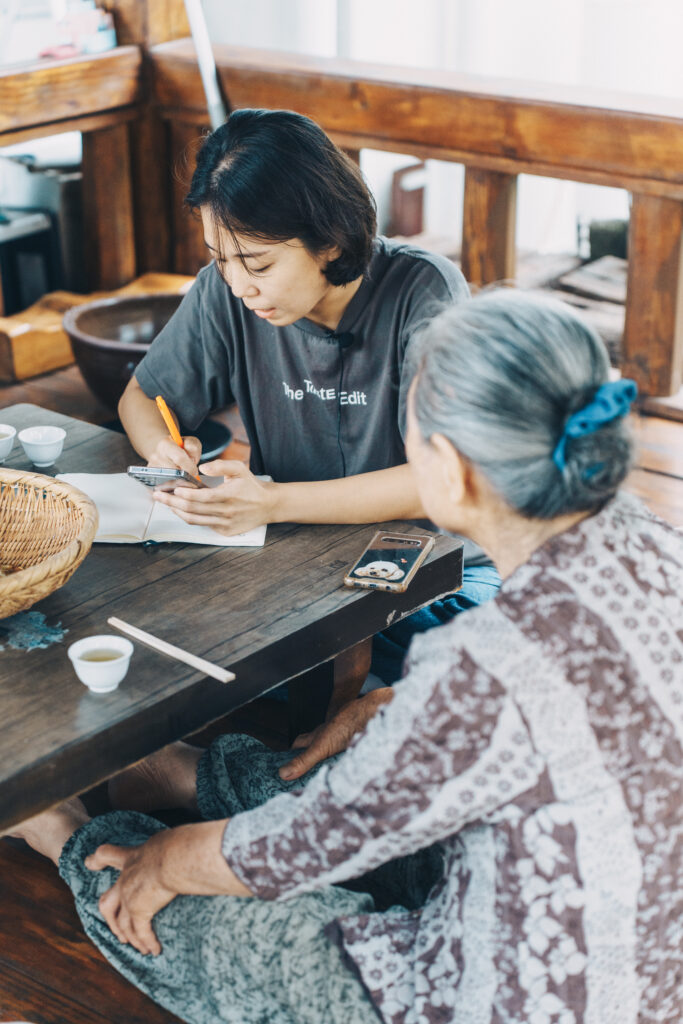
[57,473,266,546]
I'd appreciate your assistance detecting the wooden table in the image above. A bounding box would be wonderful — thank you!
[0,404,463,831]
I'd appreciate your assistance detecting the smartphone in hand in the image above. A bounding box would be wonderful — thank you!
[127,466,207,492]
[343,531,435,593]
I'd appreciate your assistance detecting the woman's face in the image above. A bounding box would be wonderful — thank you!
[201,210,338,327]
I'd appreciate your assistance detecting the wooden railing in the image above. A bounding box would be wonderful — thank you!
[1,0,682,407]
[149,40,683,403]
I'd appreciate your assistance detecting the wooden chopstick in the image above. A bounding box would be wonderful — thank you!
[107,616,235,684]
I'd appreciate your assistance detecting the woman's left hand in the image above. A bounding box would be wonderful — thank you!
[152,459,278,536]
[85,830,177,956]
[85,820,253,956]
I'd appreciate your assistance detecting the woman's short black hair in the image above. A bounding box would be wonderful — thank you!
[185,108,377,285]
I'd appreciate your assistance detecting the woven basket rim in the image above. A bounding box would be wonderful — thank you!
[0,468,99,602]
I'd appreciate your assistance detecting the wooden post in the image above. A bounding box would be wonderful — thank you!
[99,0,190,48]
[461,168,517,287]
[99,0,191,273]
[342,147,361,165]
[128,110,173,274]
[81,124,136,289]
[170,121,209,275]
[624,193,683,397]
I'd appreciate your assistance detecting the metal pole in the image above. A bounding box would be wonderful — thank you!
[183,0,228,130]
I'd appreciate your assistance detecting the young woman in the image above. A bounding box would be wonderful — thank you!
[119,108,498,681]
[14,291,682,1024]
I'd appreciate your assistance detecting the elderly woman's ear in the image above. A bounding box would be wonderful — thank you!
[429,433,467,506]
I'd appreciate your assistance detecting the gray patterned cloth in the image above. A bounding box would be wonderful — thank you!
[220,493,683,1024]
[58,806,382,1024]
[58,745,440,1024]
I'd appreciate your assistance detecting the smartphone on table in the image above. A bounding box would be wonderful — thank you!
[343,531,435,593]
[127,466,207,492]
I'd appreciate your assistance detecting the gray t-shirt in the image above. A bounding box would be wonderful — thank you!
[136,236,489,566]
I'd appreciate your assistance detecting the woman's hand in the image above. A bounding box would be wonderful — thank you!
[279,688,394,781]
[85,830,179,956]
[85,820,253,956]
[152,459,278,536]
[146,435,202,477]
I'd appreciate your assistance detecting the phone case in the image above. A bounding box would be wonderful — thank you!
[343,532,435,593]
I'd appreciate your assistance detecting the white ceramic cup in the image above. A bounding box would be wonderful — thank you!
[17,425,66,467]
[0,424,16,462]
[68,635,134,693]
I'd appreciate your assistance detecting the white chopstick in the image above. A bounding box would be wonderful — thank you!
[107,616,235,684]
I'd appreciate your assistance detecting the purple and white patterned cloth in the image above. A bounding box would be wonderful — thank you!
[222,492,683,1024]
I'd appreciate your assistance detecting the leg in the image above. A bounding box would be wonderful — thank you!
[58,813,379,1024]
[9,797,90,864]
[108,741,203,814]
[371,564,501,683]
[110,732,332,819]
[326,638,372,721]
[196,733,333,820]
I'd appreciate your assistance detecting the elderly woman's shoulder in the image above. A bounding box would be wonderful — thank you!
[509,491,680,598]
[409,490,682,692]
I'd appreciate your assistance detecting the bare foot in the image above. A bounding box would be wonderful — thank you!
[8,797,90,865]
[108,741,202,814]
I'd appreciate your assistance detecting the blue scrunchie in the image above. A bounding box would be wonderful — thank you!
[552,379,637,473]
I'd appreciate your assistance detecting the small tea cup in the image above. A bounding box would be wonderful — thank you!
[18,425,66,467]
[68,635,134,692]
[0,424,16,462]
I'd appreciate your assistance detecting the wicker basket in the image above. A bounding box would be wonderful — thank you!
[0,469,99,619]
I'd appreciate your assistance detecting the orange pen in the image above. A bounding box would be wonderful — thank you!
[155,395,185,448]
[155,395,201,481]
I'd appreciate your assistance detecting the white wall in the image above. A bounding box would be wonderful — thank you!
[202,0,336,55]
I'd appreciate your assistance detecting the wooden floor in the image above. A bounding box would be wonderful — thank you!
[0,363,681,1024]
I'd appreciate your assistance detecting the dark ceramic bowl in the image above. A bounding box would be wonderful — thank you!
[63,293,183,410]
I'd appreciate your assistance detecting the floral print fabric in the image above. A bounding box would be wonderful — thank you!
[222,493,683,1024]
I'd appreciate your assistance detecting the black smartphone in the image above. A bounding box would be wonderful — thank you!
[127,466,207,492]
[343,531,435,593]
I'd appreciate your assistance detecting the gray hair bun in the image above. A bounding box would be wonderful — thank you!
[413,290,634,520]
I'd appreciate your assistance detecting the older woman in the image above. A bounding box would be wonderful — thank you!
[13,292,682,1024]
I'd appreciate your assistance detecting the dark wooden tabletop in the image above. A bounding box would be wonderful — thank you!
[0,404,463,830]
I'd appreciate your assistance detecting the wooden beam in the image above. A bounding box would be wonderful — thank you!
[624,194,683,397]
[150,41,683,192]
[81,124,136,290]
[0,108,138,149]
[169,121,209,275]
[0,48,142,134]
[153,114,683,202]
[462,168,517,286]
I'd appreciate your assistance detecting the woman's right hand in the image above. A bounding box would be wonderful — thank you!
[146,435,202,477]
[278,688,394,781]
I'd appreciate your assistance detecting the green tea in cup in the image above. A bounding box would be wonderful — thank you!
[79,649,124,662]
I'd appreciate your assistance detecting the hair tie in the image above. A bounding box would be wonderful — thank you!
[552,379,637,472]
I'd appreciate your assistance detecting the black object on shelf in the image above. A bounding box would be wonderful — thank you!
[0,207,63,315]
[588,219,628,261]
